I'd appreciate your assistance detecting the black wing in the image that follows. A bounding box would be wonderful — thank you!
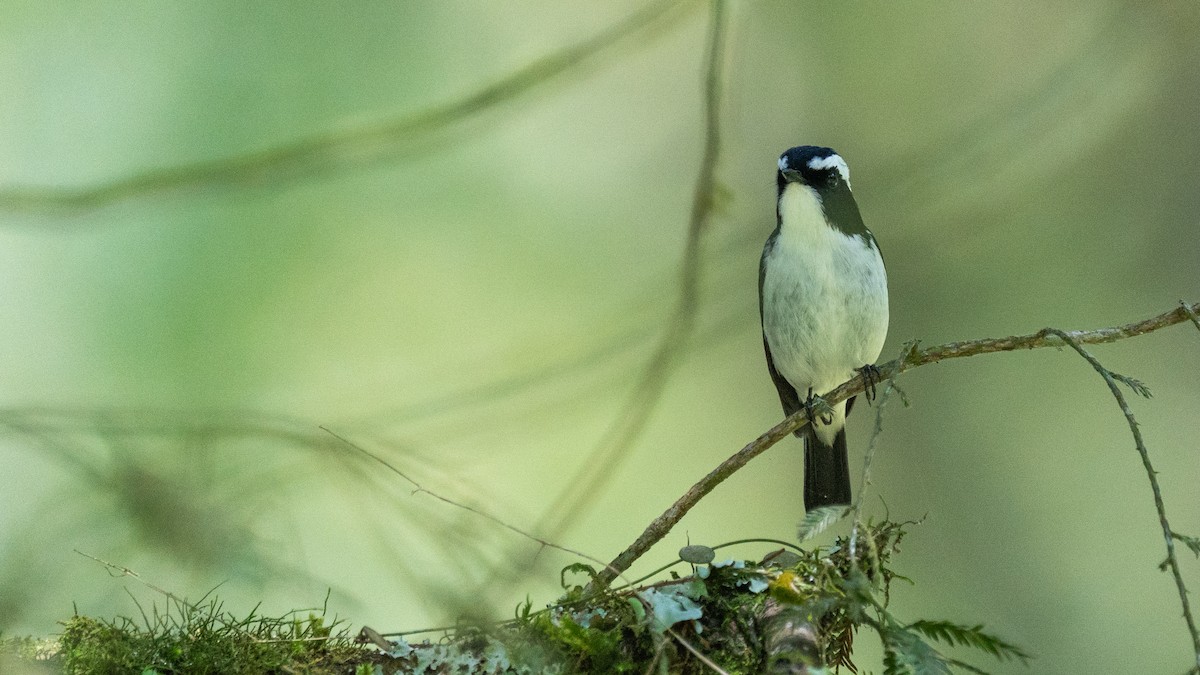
[759,228,803,422]
[763,334,803,420]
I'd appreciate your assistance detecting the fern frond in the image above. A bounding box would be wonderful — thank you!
[797,505,848,542]
[907,620,1030,664]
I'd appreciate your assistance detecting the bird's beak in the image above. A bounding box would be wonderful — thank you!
[780,168,806,184]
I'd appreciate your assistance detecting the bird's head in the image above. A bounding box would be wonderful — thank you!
[777,146,851,193]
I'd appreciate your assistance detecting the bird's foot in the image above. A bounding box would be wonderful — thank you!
[803,387,835,426]
[857,364,882,404]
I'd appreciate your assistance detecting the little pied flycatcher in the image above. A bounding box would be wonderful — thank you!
[759,145,889,511]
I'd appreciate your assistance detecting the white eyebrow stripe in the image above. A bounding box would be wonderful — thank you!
[807,154,851,186]
[778,156,789,172]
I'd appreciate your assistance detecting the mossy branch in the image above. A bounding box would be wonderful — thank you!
[591,302,1200,617]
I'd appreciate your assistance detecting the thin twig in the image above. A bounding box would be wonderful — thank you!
[643,635,668,675]
[1041,328,1200,669]
[74,550,259,642]
[74,550,196,611]
[668,627,732,674]
[590,301,1200,589]
[848,375,902,563]
[324,425,732,669]
[320,426,615,575]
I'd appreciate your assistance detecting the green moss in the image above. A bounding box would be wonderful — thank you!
[55,598,371,675]
[9,520,1025,673]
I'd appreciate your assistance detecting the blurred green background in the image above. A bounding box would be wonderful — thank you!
[1,1,1198,672]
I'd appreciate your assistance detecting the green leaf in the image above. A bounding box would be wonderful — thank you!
[797,505,848,542]
[881,627,952,675]
[560,563,597,591]
[907,620,1030,664]
[761,549,803,568]
[627,597,646,625]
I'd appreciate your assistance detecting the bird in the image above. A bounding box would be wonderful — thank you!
[759,145,889,511]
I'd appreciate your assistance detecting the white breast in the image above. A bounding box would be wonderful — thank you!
[762,183,889,442]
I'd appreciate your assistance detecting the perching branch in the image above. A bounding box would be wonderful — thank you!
[591,301,1200,595]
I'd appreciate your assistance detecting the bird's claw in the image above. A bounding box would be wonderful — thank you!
[857,364,882,404]
[803,387,835,426]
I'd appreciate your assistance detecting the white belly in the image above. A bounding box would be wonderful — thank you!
[762,187,889,442]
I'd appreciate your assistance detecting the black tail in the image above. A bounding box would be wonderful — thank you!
[803,426,851,510]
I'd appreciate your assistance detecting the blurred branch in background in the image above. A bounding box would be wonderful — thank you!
[0,0,717,634]
[528,0,729,545]
[0,406,493,626]
[0,0,695,214]
[872,4,1160,221]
